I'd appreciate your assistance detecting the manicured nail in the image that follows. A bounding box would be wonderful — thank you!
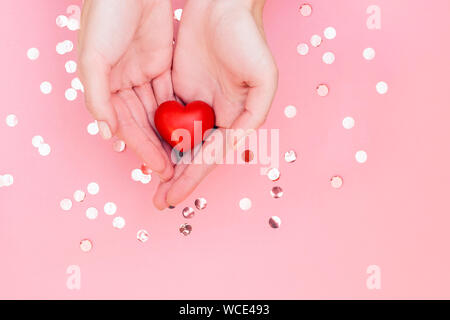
[98,121,112,140]
[169,206,175,209]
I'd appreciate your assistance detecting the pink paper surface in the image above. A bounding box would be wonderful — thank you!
[1,0,450,299]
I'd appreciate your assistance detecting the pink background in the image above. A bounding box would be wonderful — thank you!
[2,0,450,299]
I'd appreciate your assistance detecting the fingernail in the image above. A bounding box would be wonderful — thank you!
[169,206,175,209]
[98,121,112,140]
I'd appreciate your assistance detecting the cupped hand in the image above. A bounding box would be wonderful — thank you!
[153,0,278,209]
[78,0,175,180]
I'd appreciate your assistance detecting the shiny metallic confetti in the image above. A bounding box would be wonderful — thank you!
[363,48,376,60]
[87,121,99,135]
[324,26,337,40]
[316,84,329,97]
[86,207,98,220]
[65,88,77,101]
[38,143,51,156]
[137,229,150,243]
[104,202,117,215]
[242,149,254,163]
[299,3,312,17]
[56,15,68,28]
[267,168,281,181]
[182,207,195,219]
[322,52,335,64]
[174,8,182,21]
[284,150,297,163]
[269,216,282,228]
[32,135,44,148]
[284,105,297,118]
[113,216,126,229]
[80,239,92,252]
[131,168,143,182]
[310,34,322,47]
[376,81,388,95]
[330,175,343,189]
[40,81,52,94]
[113,140,126,152]
[179,223,192,236]
[27,48,39,60]
[2,174,14,187]
[140,174,152,184]
[239,197,252,211]
[195,198,207,210]
[342,117,355,129]
[271,186,284,199]
[60,198,72,211]
[87,182,100,195]
[5,114,18,127]
[296,43,309,56]
[355,150,368,163]
[73,190,86,202]
[65,60,77,73]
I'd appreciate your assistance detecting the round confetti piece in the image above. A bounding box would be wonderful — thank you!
[239,198,252,211]
[5,114,18,127]
[86,207,98,220]
[182,207,195,219]
[65,88,77,101]
[104,202,117,216]
[131,169,143,182]
[73,190,86,202]
[316,84,329,97]
[67,18,80,31]
[267,168,281,181]
[299,3,312,17]
[80,239,93,252]
[56,15,68,28]
[296,43,309,56]
[284,150,297,163]
[330,176,344,189]
[87,122,99,135]
[376,81,388,95]
[113,216,126,229]
[310,34,322,47]
[324,26,337,40]
[174,8,182,21]
[63,40,74,53]
[355,150,368,163]
[2,174,14,187]
[269,216,282,228]
[71,77,84,91]
[65,60,77,74]
[141,163,151,175]
[38,143,51,156]
[40,81,52,94]
[270,186,284,199]
[322,52,335,65]
[60,198,72,211]
[342,117,355,129]
[179,223,192,236]
[32,135,44,148]
[87,182,100,195]
[195,198,207,210]
[27,48,39,60]
[363,47,376,60]
[284,105,297,118]
[137,229,150,243]
[113,140,126,153]
[140,174,152,184]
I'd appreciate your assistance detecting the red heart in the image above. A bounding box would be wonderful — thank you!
[154,100,216,152]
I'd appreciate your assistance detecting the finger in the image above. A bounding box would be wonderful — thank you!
[78,54,116,140]
[153,161,188,210]
[112,93,172,179]
[152,69,175,105]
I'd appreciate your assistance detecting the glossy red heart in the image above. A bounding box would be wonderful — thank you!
[154,100,215,152]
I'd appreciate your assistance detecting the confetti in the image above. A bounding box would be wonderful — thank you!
[38,143,51,156]
[299,3,312,17]
[131,168,144,182]
[284,105,297,118]
[73,190,86,202]
[242,150,254,163]
[65,88,77,101]
[113,216,126,229]
[324,26,337,40]
[284,150,297,163]
[60,198,72,211]
[104,202,117,215]
[342,117,355,129]
[322,52,335,64]
[80,239,93,252]
[87,121,99,135]
[182,207,195,219]
[239,198,252,211]
[355,150,368,163]
[86,207,98,220]
[40,81,52,94]
[267,168,281,181]
[269,216,282,228]
[65,60,77,74]
[310,34,322,47]
[87,182,100,195]
[316,84,329,97]
[137,230,150,243]
[5,114,18,127]
[195,198,207,210]
[27,48,39,60]
[376,81,388,95]
[330,176,343,189]
[270,186,284,199]
[363,47,376,60]
[174,8,183,21]
[56,15,68,28]
[140,174,152,184]
[297,43,309,56]
[32,136,44,148]
[67,18,80,31]
[179,223,192,236]
[1,174,14,187]
[113,140,126,152]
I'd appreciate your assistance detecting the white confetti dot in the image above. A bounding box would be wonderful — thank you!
[296,43,309,55]
[27,48,39,60]
[61,40,74,54]
[284,150,297,163]
[86,207,98,220]
[60,198,72,211]
[363,47,376,60]
[316,84,329,97]
[73,190,86,202]
[355,150,368,163]
[310,34,322,47]
[267,168,281,181]
[376,81,388,95]
[71,77,84,91]
[40,81,52,94]
[2,174,14,187]
[80,239,92,252]
[324,26,337,40]
[239,198,252,211]
[322,52,335,65]
[56,15,68,28]
[269,216,282,228]
[113,139,126,152]
[65,60,77,73]
[65,88,77,101]
[56,42,66,55]
[131,168,144,182]
[38,143,51,156]
[284,105,297,118]
[113,216,126,229]
[67,18,80,31]
[87,121,99,135]
[174,8,183,21]
[5,114,18,127]
[32,135,44,148]
[137,229,150,243]
[342,117,355,129]
[299,4,312,17]
[330,175,343,189]
[87,182,99,195]
[104,202,117,215]
[140,174,152,184]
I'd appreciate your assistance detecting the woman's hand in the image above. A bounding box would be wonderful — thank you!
[78,0,175,180]
[154,0,278,209]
